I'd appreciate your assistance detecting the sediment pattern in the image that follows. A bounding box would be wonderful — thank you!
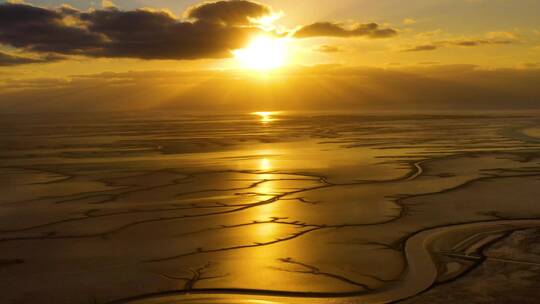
[0,113,539,304]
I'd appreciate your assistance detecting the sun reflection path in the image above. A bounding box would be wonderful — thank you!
[256,157,278,235]
[252,112,279,124]
[260,158,272,171]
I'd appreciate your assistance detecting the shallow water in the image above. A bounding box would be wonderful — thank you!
[1,112,539,304]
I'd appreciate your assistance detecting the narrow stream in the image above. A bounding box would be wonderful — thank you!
[118,219,540,304]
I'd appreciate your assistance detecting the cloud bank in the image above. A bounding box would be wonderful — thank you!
[186,0,271,25]
[403,32,520,52]
[294,22,398,39]
[0,1,400,63]
[1,65,539,113]
[0,51,62,66]
[0,1,269,60]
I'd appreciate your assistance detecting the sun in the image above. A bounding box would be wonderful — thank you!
[252,111,276,123]
[233,35,288,71]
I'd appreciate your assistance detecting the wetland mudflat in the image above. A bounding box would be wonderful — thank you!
[1,113,540,304]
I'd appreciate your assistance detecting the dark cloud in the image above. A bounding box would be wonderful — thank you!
[0,51,47,66]
[0,1,269,60]
[0,2,399,61]
[186,0,271,25]
[453,39,515,47]
[403,44,439,52]
[316,45,342,53]
[0,51,64,66]
[419,61,440,65]
[523,62,540,68]
[294,22,398,39]
[0,3,105,54]
[404,36,519,52]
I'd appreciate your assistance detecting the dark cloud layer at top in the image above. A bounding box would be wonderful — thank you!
[0,1,269,60]
[0,1,402,63]
[0,4,104,54]
[294,22,398,39]
[186,0,271,25]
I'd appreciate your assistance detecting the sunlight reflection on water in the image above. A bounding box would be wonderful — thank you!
[252,112,280,124]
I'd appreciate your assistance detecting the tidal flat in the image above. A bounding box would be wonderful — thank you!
[1,112,539,304]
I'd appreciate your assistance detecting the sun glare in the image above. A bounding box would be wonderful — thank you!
[253,111,277,123]
[234,36,288,71]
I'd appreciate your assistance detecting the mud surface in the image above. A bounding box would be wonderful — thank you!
[1,113,539,304]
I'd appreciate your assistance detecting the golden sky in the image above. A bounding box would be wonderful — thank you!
[0,0,539,112]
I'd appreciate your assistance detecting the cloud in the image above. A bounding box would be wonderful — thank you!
[419,61,440,65]
[101,0,116,9]
[0,1,399,62]
[403,44,438,52]
[0,51,61,66]
[403,32,521,52]
[315,45,342,53]
[0,1,270,60]
[0,51,41,66]
[452,38,515,47]
[185,0,271,25]
[521,62,540,68]
[0,4,106,54]
[294,22,398,39]
[403,18,417,25]
[415,29,443,39]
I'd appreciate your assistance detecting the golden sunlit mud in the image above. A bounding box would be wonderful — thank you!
[1,113,540,304]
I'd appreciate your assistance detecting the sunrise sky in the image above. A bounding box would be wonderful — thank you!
[1,0,539,112]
